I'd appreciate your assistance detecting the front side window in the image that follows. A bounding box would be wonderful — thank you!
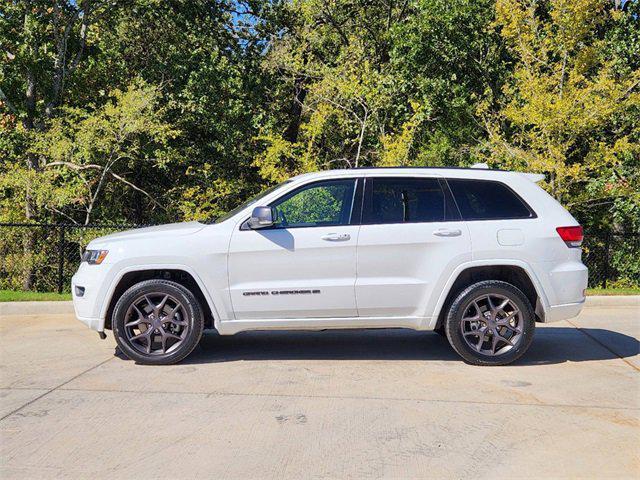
[447,179,534,220]
[270,179,356,228]
[363,177,448,224]
[214,180,292,224]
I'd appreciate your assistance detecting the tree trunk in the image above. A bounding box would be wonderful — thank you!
[283,76,307,143]
[22,70,38,290]
[354,109,369,169]
[133,164,144,224]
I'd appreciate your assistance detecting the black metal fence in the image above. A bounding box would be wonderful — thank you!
[582,233,639,288]
[0,223,638,293]
[0,223,145,293]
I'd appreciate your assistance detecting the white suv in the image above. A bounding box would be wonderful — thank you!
[72,167,588,366]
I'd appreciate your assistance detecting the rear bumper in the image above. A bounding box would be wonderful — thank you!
[544,299,585,322]
[533,259,588,322]
[547,261,588,306]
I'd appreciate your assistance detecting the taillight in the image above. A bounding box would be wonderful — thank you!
[556,226,583,248]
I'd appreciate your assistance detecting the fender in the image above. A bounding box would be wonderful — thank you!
[98,263,224,331]
[425,258,550,329]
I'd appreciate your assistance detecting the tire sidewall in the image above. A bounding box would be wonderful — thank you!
[445,281,535,366]
[112,280,204,365]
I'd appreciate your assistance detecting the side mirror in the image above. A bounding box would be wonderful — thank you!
[248,206,277,229]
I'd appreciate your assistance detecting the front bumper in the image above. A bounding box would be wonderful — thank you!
[72,262,113,332]
[75,315,103,331]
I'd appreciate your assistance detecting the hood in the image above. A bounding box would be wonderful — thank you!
[89,221,207,246]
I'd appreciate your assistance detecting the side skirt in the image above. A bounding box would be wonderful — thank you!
[217,316,431,335]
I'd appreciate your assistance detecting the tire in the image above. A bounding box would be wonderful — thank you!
[444,280,535,366]
[112,279,204,365]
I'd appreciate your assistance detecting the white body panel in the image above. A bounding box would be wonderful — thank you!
[355,221,471,320]
[72,168,588,335]
[228,225,360,319]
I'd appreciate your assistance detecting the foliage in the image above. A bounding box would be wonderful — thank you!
[0,0,638,287]
[259,0,504,172]
[28,81,177,224]
[481,0,640,234]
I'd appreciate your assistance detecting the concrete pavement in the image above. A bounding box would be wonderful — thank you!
[0,307,638,479]
[2,295,638,316]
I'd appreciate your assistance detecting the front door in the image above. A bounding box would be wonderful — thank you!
[228,178,361,320]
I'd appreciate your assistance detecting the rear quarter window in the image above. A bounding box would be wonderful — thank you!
[447,178,535,220]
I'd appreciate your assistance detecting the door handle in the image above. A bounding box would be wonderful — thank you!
[321,233,351,241]
[433,228,462,237]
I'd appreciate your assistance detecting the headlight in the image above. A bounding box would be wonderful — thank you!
[82,249,109,265]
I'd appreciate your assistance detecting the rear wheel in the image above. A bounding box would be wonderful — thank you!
[112,279,204,365]
[444,280,535,366]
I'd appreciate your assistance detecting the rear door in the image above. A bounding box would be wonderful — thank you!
[355,175,472,318]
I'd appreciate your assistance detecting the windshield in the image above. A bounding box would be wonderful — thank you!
[211,180,292,224]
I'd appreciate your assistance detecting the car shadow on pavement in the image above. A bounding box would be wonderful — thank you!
[169,327,640,366]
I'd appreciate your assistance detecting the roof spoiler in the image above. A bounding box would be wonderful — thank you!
[521,172,545,183]
[470,163,545,183]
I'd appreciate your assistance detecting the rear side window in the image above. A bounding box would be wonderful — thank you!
[447,179,534,220]
[363,177,453,224]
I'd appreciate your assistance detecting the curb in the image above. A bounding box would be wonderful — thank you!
[0,301,75,316]
[585,295,640,308]
[1,296,638,317]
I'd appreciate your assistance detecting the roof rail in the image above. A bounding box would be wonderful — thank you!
[351,166,503,172]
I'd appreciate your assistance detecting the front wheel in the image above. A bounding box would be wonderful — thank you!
[112,279,204,365]
[444,280,535,366]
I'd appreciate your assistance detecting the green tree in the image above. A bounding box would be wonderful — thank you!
[1,0,276,224]
[481,0,639,234]
[29,81,177,225]
[256,0,506,183]
[389,0,509,166]
[0,1,115,220]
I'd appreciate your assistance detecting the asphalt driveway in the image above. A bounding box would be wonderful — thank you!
[1,306,638,479]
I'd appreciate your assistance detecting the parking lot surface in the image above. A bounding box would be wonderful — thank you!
[1,307,638,479]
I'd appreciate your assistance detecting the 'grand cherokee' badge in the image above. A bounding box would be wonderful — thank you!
[243,289,321,296]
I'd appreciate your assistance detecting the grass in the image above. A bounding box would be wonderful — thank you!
[0,290,72,302]
[0,287,638,302]
[586,287,640,296]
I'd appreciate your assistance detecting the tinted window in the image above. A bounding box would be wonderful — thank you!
[363,177,447,224]
[270,179,356,228]
[447,179,534,220]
